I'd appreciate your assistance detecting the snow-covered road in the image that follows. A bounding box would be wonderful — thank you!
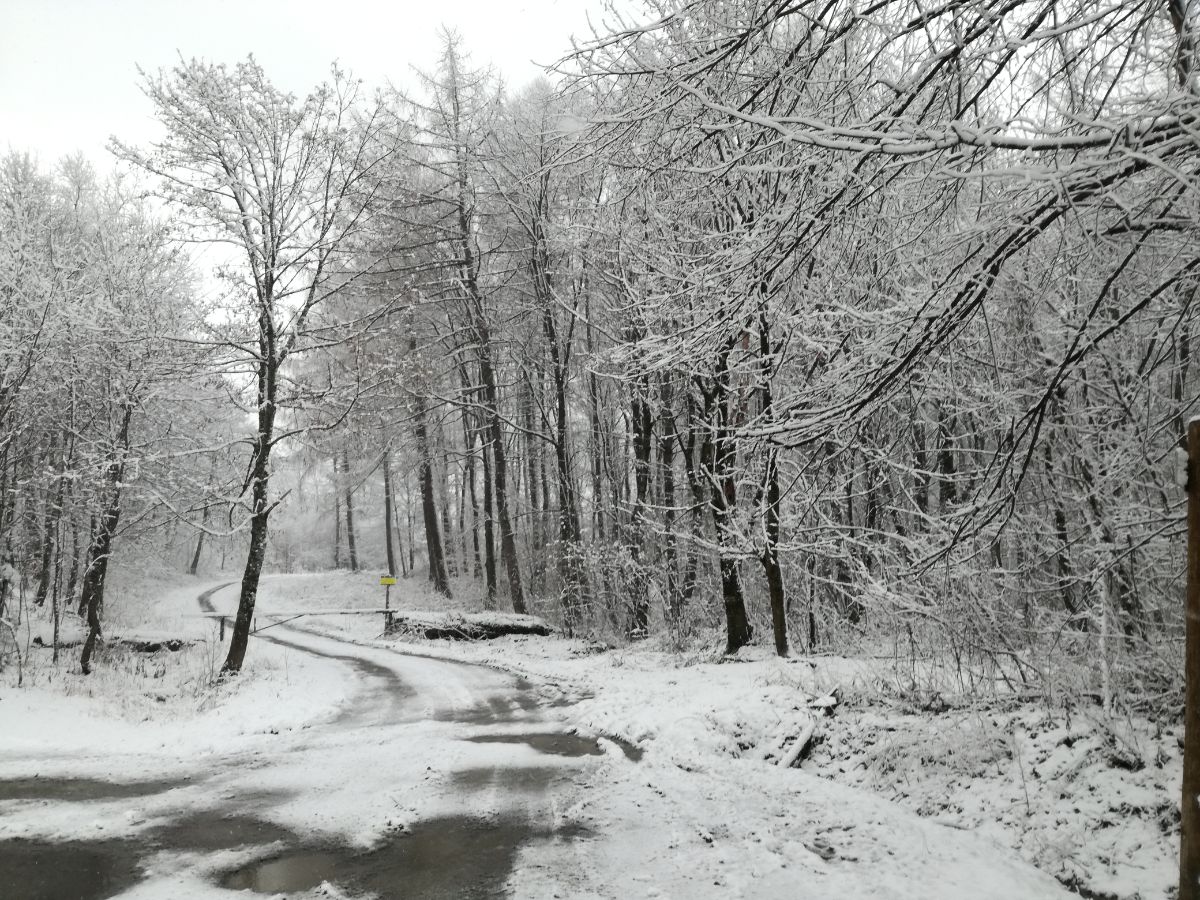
[0,577,1081,899]
[0,581,606,899]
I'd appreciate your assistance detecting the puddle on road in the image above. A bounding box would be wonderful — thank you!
[224,847,345,892]
[0,776,188,803]
[147,810,296,851]
[0,838,141,900]
[0,780,587,899]
[463,729,642,762]
[464,731,603,757]
[0,800,299,900]
[432,689,554,726]
[450,765,568,793]
[222,815,588,899]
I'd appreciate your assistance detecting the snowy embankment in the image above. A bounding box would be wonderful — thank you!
[387,633,1173,900]
[0,570,354,785]
[264,571,1173,899]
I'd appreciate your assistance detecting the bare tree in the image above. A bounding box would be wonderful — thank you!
[116,57,393,673]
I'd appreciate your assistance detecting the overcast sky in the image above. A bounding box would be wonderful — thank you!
[2,0,617,167]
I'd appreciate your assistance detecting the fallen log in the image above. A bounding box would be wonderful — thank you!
[31,636,193,653]
[383,613,552,641]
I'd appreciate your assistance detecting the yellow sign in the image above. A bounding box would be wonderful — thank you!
[380,576,397,586]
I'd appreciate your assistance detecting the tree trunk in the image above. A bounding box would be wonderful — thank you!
[81,404,133,675]
[79,501,117,675]
[458,362,484,579]
[188,501,210,576]
[660,377,683,627]
[839,453,862,624]
[523,379,543,595]
[51,507,63,664]
[412,361,451,598]
[222,329,280,675]
[477,339,526,613]
[394,479,409,578]
[333,456,342,569]
[457,445,469,572]
[1181,416,1200,900]
[628,375,653,638]
[912,411,930,518]
[342,451,358,572]
[542,294,587,627]
[1177,309,1192,448]
[444,55,523,613]
[34,433,60,607]
[439,447,457,577]
[65,513,81,608]
[382,443,398,577]
[937,406,957,508]
[405,479,415,575]
[679,392,705,610]
[586,294,606,544]
[758,310,788,657]
[466,427,483,578]
[481,419,498,607]
[78,515,96,617]
[700,341,752,654]
[223,463,271,675]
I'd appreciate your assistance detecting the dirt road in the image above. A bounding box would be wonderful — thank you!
[0,582,604,899]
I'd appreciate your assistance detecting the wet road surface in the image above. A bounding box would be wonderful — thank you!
[0,582,610,899]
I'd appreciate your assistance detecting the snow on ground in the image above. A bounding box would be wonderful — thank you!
[0,572,355,789]
[250,571,1162,898]
[2,573,594,900]
[0,569,1177,898]
[812,703,1179,899]
[497,642,1177,900]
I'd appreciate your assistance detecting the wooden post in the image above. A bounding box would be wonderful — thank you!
[1182,418,1200,900]
[381,575,396,632]
[219,617,225,642]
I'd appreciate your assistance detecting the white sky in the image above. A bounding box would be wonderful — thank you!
[1,0,618,167]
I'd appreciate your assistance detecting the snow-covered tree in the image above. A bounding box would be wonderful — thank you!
[115,57,394,673]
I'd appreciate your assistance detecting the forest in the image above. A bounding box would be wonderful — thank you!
[1,0,1197,716]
